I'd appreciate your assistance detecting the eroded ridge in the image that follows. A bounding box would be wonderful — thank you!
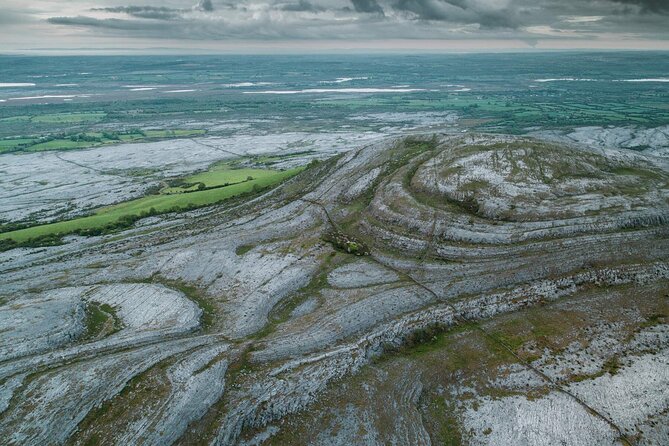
[1,134,668,446]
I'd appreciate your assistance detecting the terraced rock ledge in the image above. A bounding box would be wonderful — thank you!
[1,134,668,446]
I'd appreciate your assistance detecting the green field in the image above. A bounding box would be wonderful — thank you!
[0,112,106,124]
[28,139,93,151]
[162,163,275,194]
[0,138,35,149]
[0,166,303,244]
[0,129,206,154]
[32,112,107,123]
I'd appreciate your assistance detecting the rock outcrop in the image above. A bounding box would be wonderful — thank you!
[0,134,667,445]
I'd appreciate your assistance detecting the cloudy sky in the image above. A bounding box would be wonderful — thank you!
[1,0,668,53]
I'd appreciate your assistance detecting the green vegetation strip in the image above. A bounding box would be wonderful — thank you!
[0,129,205,154]
[162,163,276,194]
[0,112,106,124]
[0,166,303,245]
[84,301,122,340]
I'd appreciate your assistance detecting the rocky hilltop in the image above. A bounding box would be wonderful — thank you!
[1,134,668,446]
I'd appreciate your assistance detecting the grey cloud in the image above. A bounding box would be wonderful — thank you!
[44,0,669,42]
[91,6,181,20]
[393,0,450,20]
[47,16,158,30]
[352,0,385,14]
[47,14,325,40]
[392,0,518,29]
[91,2,215,21]
[0,9,34,25]
[281,1,325,12]
[611,0,669,13]
[195,0,214,12]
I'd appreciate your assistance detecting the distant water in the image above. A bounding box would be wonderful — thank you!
[2,52,668,98]
[0,52,668,136]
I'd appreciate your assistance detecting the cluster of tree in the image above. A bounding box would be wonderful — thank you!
[73,207,160,237]
[323,229,370,256]
[380,323,450,356]
[166,177,258,195]
[0,221,34,234]
[101,131,121,140]
[0,233,64,252]
[69,133,102,143]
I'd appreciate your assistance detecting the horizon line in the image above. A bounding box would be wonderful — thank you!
[2,48,669,57]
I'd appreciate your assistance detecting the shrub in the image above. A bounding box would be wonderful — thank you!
[0,233,64,252]
[0,238,17,252]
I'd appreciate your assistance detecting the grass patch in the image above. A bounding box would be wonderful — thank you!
[602,356,621,376]
[0,128,205,154]
[235,244,254,256]
[31,112,106,124]
[0,167,303,246]
[84,301,121,340]
[0,112,106,125]
[384,136,438,175]
[28,139,93,151]
[639,312,667,329]
[428,396,465,446]
[379,322,485,361]
[487,306,587,354]
[0,138,35,149]
[161,163,277,194]
[609,166,663,181]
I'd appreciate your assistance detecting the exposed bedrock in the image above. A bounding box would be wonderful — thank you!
[0,133,667,445]
[0,290,86,362]
[530,125,669,158]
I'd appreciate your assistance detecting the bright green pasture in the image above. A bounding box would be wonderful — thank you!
[0,138,35,149]
[162,163,276,193]
[0,167,302,243]
[31,112,107,123]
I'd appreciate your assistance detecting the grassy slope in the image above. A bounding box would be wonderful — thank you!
[0,167,303,243]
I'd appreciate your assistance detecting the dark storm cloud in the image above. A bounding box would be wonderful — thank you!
[392,0,518,28]
[47,16,173,31]
[196,0,215,12]
[91,0,214,20]
[91,6,182,20]
[92,1,215,20]
[351,0,385,14]
[611,0,669,13]
[41,0,669,42]
[281,0,325,12]
[393,0,463,20]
